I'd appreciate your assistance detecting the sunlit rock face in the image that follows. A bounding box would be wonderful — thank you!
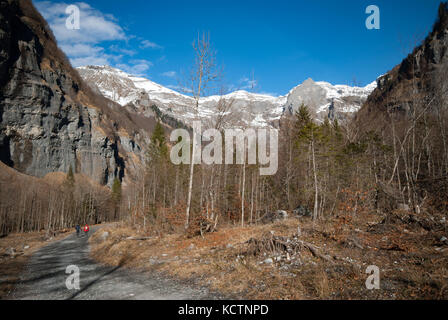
[285,78,377,122]
[0,0,153,187]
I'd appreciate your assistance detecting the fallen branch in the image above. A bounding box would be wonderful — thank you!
[297,240,334,264]
[125,236,153,241]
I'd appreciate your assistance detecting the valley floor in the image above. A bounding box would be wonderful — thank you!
[1,210,447,300]
[2,225,221,300]
[89,211,448,299]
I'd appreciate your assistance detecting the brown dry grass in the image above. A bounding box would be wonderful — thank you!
[89,211,448,300]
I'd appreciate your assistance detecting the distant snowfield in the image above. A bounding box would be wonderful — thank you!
[77,65,377,128]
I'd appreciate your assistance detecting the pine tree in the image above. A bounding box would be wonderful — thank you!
[144,120,172,214]
[112,178,122,203]
[295,104,312,132]
[111,178,122,220]
[148,121,168,162]
[294,104,324,221]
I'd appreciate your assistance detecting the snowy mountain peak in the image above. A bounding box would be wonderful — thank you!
[285,77,377,121]
[77,65,287,127]
[77,65,377,127]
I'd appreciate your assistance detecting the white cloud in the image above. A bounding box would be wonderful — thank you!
[59,43,115,67]
[140,40,162,49]
[161,71,176,78]
[116,59,153,76]
[33,2,163,78]
[71,56,110,67]
[35,2,163,77]
[35,1,126,44]
[59,43,104,57]
[35,1,128,68]
[109,45,136,57]
[238,77,257,90]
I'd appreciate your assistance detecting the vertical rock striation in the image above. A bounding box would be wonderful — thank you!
[0,0,151,186]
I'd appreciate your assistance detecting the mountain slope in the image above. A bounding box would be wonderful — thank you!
[78,65,377,128]
[78,65,287,128]
[357,2,448,128]
[353,2,448,211]
[0,0,158,186]
[285,78,377,121]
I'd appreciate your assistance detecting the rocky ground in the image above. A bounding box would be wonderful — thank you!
[89,210,448,299]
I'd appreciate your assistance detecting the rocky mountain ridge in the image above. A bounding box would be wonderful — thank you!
[78,65,377,128]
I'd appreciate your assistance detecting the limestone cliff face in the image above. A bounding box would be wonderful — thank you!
[357,2,448,126]
[0,0,151,186]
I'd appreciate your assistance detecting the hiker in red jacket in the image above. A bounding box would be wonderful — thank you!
[83,224,90,236]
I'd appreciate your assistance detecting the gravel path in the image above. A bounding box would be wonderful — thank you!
[10,228,220,300]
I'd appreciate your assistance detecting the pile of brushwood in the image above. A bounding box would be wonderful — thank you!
[242,231,334,264]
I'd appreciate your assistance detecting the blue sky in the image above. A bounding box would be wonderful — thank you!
[34,0,442,96]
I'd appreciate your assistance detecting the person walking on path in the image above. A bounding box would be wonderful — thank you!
[83,224,90,237]
[75,224,81,237]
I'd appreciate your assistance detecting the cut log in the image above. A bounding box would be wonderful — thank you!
[125,236,153,241]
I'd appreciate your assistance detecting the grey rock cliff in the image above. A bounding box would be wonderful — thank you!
[285,78,376,122]
[0,0,127,186]
[360,2,448,118]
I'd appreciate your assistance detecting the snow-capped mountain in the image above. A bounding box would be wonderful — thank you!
[77,65,286,128]
[285,78,377,121]
[77,65,377,128]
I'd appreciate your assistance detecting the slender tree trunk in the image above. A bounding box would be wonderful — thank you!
[311,137,319,221]
[185,129,196,229]
[241,161,246,227]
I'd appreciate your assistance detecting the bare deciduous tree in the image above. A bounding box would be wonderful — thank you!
[184,32,220,229]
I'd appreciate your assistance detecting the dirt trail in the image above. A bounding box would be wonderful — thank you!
[10,227,220,300]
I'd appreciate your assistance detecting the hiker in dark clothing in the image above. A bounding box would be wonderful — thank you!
[75,225,81,237]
